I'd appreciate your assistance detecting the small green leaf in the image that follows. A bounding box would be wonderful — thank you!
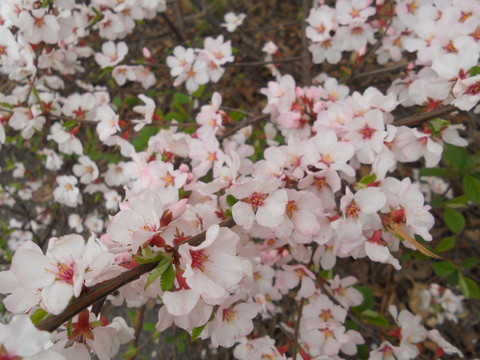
[419,167,448,177]
[463,175,480,204]
[434,236,455,252]
[359,174,377,184]
[459,276,480,299]
[191,324,206,341]
[361,310,390,327]
[224,209,232,218]
[161,264,175,292]
[431,261,456,277]
[461,258,478,269]
[352,286,374,313]
[30,308,49,325]
[444,208,465,234]
[176,339,186,353]
[135,249,165,264]
[444,144,469,171]
[428,118,450,137]
[226,194,239,207]
[144,257,171,290]
[143,322,156,332]
[444,195,469,209]
[470,65,480,77]
[67,318,73,338]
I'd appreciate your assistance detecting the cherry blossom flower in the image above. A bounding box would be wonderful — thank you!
[96,104,121,141]
[230,176,288,229]
[221,12,246,32]
[205,295,259,348]
[178,224,247,302]
[427,329,464,358]
[94,41,128,68]
[73,155,99,184]
[132,94,155,131]
[0,314,65,360]
[53,175,82,207]
[2,234,112,314]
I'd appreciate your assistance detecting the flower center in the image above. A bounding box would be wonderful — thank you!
[56,261,75,284]
[358,124,375,139]
[466,81,480,96]
[285,200,298,219]
[345,201,359,218]
[247,192,267,211]
[315,177,326,190]
[222,308,236,323]
[190,249,208,271]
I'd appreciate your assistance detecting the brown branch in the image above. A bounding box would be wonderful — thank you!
[301,0,311,86]
[394,105,457,127]
[160,12,184,42]
[292,297,305,360]
[344,61,409,82]
[218,114,269,141]
[36,217,236,332]
[225,57,302,67]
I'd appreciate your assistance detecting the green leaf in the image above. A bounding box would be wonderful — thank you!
[173,93,192,105]
[431,261,456,277]
[444,208,465,234]
[135,247,167,264]
[161,264,175,292]
[419,167,448,177]
[224,209,232,218]
[461,258,478,269]
[470,65,480,77]
[444,195,469,209]
[192,84,205,98]
[463,175,480,204]
[428,118,450,137]
[67,318,73,338]
[191,324,206,341]
[30,308,49,325]
[226,194,239,207]
[361,310,390,327]
[144,257,171,290]
[444,144,469,171]
[143,322,156,332]
[434,236,455,252]
[446,271,459,286]
[176,339,186,353]
[352,286,374,313]
[113,96,122,108]
[459,276,480,299]
[359,174,377,184]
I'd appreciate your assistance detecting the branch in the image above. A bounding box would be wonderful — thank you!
[225,57,302,67]
[292,297,305,360]
[218,114,269,141]
[344,61,409,82]
[36,217,236,332]
[394,105,457,127]
[301,0,311,86]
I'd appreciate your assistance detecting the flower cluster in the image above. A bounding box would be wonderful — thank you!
[0,0,477,359]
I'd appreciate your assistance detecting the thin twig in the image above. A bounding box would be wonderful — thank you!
[126,332,158,360]
[292,297,305,360]
[226,57,302,67]
[160,12,184,42]
[219,114,269,141]
[344,61,409,82]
